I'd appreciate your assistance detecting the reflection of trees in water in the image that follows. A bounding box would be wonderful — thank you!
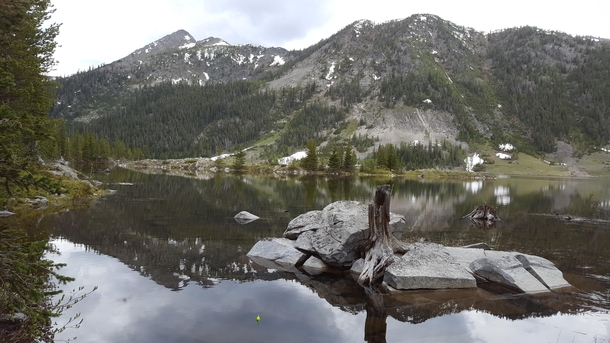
[43,170,376,291]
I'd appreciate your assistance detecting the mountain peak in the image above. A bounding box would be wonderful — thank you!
[127,29,196,60]
[198,36,231,47]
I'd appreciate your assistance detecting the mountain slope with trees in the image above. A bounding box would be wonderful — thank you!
[49,14,610,160]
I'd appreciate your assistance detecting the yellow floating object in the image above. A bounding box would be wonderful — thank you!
[256,315,261,322]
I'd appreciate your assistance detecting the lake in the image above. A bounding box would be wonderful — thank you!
[43,168,610,342]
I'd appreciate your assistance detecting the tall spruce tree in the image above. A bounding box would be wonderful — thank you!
[0,0,59,196]
[300,138,318,171]
[343,140,356,171]
[232,150,246,170]
[328,147,340,170]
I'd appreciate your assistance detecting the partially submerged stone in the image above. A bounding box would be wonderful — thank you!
[302,256,334,276]
[445,246,571,294]
[514,254,572,290]
[384,243,477,290]
[246,238,309,268]
[470,256,549,294]
[234,211,260,225]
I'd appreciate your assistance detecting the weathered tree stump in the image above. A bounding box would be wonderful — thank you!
[358,185,409,286]
[463,203,500,221]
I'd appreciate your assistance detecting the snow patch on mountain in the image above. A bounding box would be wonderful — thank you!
[232,54,246,65]
[325,62,336,80]
[278,151,307,165]
[499,143,514,151]
[179,42,196,50]
[464,153,484,172]
[270,55,285,66]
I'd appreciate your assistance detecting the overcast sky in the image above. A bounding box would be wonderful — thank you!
[49,0,610,77]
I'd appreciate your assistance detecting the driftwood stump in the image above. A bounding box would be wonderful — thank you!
[358,185,408,286]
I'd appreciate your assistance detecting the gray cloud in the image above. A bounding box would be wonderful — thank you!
[191,0,332,47]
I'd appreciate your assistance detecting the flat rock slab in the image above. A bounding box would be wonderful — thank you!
[246,238,309,268]
[444,247,571,293]
[384,243,477,290]
[470,256,549,294]
[514,254,572,290]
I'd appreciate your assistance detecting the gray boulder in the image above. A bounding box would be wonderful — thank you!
[283,210,324,239]
[284,200,405,267]
[469,256,549,294]
[302,256,334,276]
[246,238,309,269]
[384,243,477,290]
[443,247,571,294]
[0,210,15,217]
[514,254,571,290]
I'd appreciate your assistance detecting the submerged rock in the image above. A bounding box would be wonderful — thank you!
[302,256,334,276]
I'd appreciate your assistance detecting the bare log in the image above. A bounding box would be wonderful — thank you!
[358,185,408,286]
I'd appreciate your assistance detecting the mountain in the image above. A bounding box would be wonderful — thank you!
[49,14,610,160]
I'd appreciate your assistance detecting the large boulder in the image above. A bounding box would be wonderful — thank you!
[384,242,477,290]
[283,201,406,267]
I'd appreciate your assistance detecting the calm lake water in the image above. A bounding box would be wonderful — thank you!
[43,168,610,343]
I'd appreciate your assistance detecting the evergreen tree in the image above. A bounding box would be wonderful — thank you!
[328,147,340,170]
[343,140,356,171]
[376,145,388,169]
[386,143,399,171]
[232,150,246,170]
[0,0,59,196]
[300,138,318,171]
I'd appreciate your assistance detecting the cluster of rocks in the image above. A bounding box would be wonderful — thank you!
[247,200,571,294]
